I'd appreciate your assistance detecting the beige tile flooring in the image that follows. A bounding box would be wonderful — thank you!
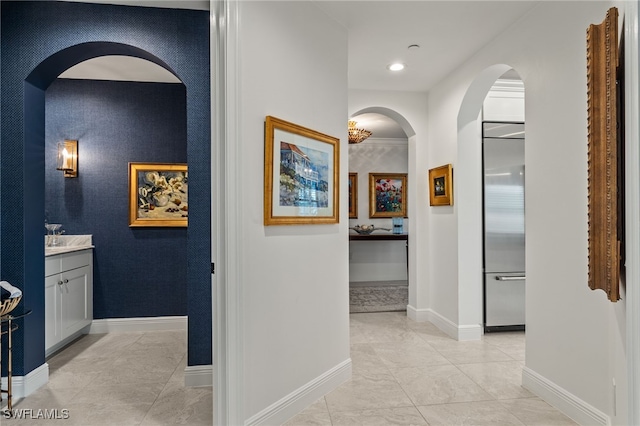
[286,312,577,426]
[3,313,577,425]
[3,330,212,425]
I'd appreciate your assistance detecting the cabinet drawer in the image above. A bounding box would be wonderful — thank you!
[45,256,61,277]
[46,249,92,277]
[60,250,91,272]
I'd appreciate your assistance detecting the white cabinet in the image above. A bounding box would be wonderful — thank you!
[45,249,93,356]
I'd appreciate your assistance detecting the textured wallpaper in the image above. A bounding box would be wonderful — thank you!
[1,1,211,374]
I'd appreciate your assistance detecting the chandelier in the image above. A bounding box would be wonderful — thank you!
[348,120,372,144]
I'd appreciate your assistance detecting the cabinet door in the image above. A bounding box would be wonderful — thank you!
[60,265,92,339]
[45,274,62,351]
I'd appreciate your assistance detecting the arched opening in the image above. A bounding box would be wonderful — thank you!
[348,107,417,313]
[457,64,525,340]
[21,41,189,383]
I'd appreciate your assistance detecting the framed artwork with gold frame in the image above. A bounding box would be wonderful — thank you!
[264,116,339,225]
[348,173,358,218]
[129,162,188,227]
[369,173,407,218]
[587,6,621,302]
[429,164,453,206]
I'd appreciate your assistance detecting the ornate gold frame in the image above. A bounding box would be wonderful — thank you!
[129,162,188,227]
[429,164,453,207]
[264,116,339,225]
[369,173,408,218]
[587,7,620,301]
[348,172,358,218]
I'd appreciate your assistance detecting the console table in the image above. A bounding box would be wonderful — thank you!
[1,307,32,415]
[348,233,409,272]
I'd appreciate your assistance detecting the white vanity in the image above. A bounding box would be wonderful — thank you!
[44,235,94,357]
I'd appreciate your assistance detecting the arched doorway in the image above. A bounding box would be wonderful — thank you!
[457,64,525,339]
[348,107,418,311]
[17,42,201,388]
[1,1,211,407]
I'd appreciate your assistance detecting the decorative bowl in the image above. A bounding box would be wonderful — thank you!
[0,295,21,317]
[350,224,390,235]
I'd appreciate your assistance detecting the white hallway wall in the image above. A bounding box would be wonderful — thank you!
[352,1,627,424]
[426,1,625,424]
[233,1,350,423]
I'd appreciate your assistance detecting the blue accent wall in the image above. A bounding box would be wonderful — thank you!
[1,1,211,375]
[45,79,187,318]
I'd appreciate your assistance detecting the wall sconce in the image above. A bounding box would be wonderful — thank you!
[56,140,78,178]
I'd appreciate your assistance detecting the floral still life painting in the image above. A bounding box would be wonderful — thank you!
[369,173,407,218]
[129,163,188,227]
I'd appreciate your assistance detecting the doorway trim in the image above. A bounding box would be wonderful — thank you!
[19,42,185,383]
[624,1,640,424]
[211,0,244,424]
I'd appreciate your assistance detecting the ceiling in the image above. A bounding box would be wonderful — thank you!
[59,1,535,139]
[314,1,537,93]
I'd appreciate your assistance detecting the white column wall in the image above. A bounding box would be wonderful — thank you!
[234,2,350,423]
[425,1,624,422]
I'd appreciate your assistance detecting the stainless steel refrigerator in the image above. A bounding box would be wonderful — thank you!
[483,122,525,332]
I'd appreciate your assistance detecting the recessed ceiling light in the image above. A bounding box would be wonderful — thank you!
[387,63,405,71]
[408,44,420,50]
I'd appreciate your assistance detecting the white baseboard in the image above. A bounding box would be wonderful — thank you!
[0,362,49,403]
[522,366,610,426]
[89,316,187,333]
[406,305,481,341]
[407,305,430,322]
[457,324,483,341]
[245,358,352,426]
[184,365,212,387]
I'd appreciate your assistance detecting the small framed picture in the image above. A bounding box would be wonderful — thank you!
[429,164,453,206]
[348,173,358,218]
[369,173,407,218]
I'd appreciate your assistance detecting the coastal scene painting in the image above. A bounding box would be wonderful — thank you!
[264,116,339,225]
[279,142,329,208]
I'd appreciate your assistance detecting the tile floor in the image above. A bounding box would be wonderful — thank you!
[3,313,577,425]
[285,312,577,426]
[2,330,212,425]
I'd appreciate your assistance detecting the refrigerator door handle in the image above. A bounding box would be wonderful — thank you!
[495,275,526,281]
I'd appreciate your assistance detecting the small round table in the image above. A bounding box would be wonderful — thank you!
[1,306,32,415]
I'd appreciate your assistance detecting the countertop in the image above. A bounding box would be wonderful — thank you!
[45,235,94,257]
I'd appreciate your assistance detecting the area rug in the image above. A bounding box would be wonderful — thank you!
[349,281,408,313]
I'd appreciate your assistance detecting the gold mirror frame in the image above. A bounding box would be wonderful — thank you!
[587,7,620,302]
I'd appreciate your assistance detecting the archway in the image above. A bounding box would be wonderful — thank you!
[21,42,186,386]
[456,64,525,339]
[349,106,416,312]
[352,106,416,138]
